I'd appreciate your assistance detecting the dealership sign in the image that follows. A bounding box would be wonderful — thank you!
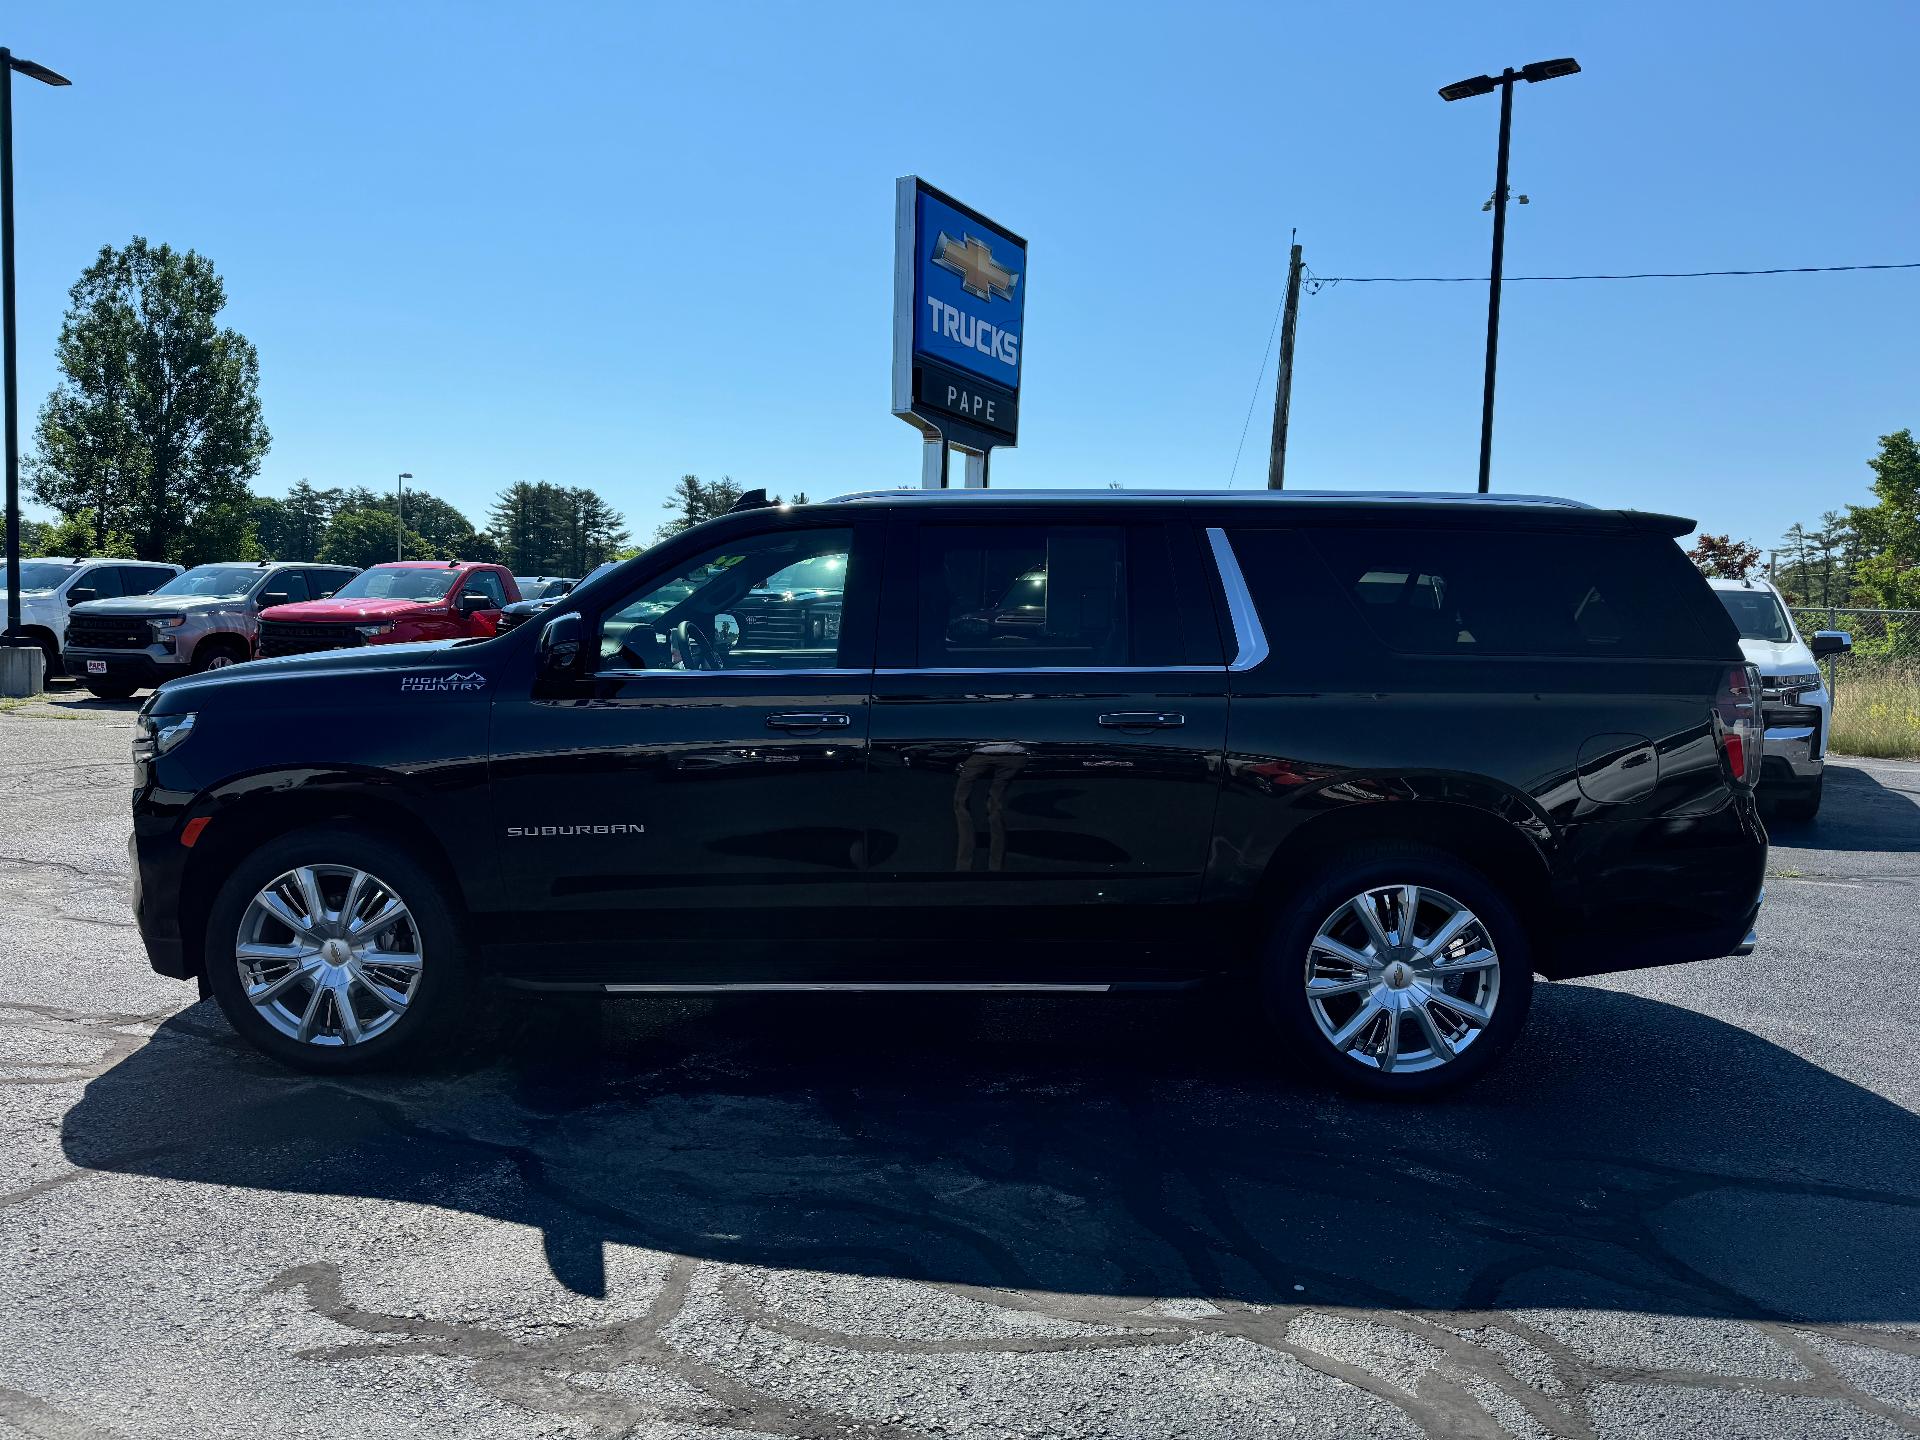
[892,176,1026,452]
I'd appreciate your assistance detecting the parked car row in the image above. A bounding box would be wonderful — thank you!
[0,555,570,699]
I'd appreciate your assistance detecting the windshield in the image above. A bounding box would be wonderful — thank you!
[155,565,262,599]
[329,568,458,602]
[0,561,80,593]
[1715,588,1795,644]
[755,553,847,594]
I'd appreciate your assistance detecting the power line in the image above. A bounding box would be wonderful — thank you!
[1226,288,1287,488]
[1311,261,1920,285]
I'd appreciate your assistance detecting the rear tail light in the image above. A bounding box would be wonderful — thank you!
[1713,664,1763,787]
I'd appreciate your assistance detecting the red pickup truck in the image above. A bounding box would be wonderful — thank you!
[256,561,520,657]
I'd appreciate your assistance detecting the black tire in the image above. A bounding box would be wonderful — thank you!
[36,634,61,679]
[1261,842,1534,1098]
[203,825,473,1073]
[1772,776,1822,822]
[82,678,139,701]
[192,637,250,673]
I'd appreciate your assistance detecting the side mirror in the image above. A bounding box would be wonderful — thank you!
[538,612,584,676]
[67,587,96,604]
[1810,630,1852,659]
[258,591,289,607]
[459,591,494,615]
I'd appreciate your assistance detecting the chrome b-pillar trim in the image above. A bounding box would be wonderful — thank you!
[1205,527,1269,673]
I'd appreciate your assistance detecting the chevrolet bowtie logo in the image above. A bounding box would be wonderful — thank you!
[932,232,1019,303]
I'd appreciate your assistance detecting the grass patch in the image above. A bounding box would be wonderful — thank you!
[0,695,75,719]
[1830,663,1920,760]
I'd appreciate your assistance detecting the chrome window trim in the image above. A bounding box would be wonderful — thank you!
[1205,527,1270,672]
[874,665,1217,677]
[592,667,869,681]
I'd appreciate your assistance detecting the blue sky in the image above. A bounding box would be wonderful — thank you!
[8,1,1917,550]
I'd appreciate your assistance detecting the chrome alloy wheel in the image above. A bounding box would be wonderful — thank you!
[1304,884,1501,1075]
[235,865,424,1046]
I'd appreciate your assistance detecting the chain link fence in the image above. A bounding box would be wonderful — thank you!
[1788,606,1920,759]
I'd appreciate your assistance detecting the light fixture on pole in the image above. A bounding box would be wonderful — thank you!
[2,47,72,686]
[395,473,412,561]
[1439,56,1580,493]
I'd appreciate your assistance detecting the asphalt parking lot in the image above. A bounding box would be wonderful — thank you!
[2,681,1917,1440]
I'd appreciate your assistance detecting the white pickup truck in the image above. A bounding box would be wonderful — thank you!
[1708,576,1852,820]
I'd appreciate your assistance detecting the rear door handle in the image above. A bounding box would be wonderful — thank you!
[1097,712,1185,729]
[766,712,852,730]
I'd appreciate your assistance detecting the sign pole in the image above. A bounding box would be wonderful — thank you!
[920,434,946,490]
[962,450,986,489]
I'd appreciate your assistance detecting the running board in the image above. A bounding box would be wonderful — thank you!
[498,978,1204,995]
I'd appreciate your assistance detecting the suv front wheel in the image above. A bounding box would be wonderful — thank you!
[204,826,472,1072]
[1264,843,1533,1097]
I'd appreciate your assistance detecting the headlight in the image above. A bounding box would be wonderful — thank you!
[131,711,196,761]
[356,622,395,637]
[1763,670,1822,698]
[149,615,187,631]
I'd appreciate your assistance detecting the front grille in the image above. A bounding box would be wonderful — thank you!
[736,605,806,648]
[66,618,153,650]
[258,621,367,657]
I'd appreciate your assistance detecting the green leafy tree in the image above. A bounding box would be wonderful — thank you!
[255,480,342,559]
[178,495,261,567]
[654,474,751,541]
[318,508,432,569]
[1686,533,1762,579]
[1849,429,1920,612]
[489,482,629,573]
[28,238,270,562]
[24,509,136,558]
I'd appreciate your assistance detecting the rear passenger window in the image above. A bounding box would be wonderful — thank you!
[307,570,348,599]
[1310,528,1711,658]
[918,526,1130,669]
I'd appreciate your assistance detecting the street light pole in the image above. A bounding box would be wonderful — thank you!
[1,48,73,652]
[1439,57,1579,494]
[396,472,411,561]
[1475,72,1515,496]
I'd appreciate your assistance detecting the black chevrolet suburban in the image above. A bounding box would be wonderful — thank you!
[129,490,1766,1095]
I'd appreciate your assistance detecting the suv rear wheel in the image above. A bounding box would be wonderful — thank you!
[204,826,472,1072]
[1263,843,1533,1097]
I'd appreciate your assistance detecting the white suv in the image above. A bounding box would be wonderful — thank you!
[1,557,182,677]
[1708,576,1851,820]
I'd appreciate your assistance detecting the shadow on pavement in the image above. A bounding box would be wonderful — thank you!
[1767,760,1920,852]
[62,983,1920,1320]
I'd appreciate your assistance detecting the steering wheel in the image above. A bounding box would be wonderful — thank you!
[672,618,722,671]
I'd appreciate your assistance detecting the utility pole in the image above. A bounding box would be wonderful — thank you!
[1265,238,1303,490]
[395,472,411,561]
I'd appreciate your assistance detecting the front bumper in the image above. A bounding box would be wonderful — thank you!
[67,646,192,690]
[129,823,191,979]
[1760,693,1827,783]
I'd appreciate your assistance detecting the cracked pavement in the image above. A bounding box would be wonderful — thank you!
[2,682,1918,1438]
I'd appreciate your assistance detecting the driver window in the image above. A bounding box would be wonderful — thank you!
[598,527,854,672]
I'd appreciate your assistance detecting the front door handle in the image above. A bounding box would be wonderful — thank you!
[766,712,853,730]
[1097,712,1185,729]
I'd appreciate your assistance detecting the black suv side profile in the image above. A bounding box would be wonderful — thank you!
[129,490,1766,1096]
